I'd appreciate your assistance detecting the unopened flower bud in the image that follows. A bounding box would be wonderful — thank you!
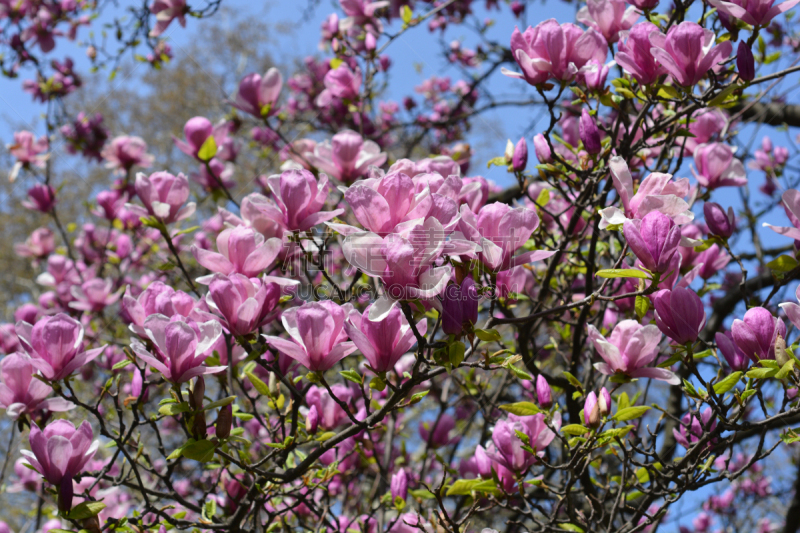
[512,137,528,172]
[391,468,409,501]
[775,333,789,367]
[216,404,232,439]
[191,376,205,410]
[737,42,755,82]
[536,374,553,408]
[58,477,74,515]
[704,202,735,239]
[533,134,552,163]
[580,109,602,155]
[584,391,601,428]
[599,387,611,416]
[306,405,319,433]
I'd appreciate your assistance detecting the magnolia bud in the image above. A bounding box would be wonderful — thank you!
[192,410,207,439]
[512,137,528,172]
[775,333,789,367]
[584,391,601,428]
[58,477,74,515]
[580,109,601,155]
[191,376,205,410]
[365,32,377,52]
[504,139,515,162]
[391,468,409,501]
[704,202,735,239]
[306,405,319,433]
[737,42,755,82]
[536,374,553,408]
[533,134,552,163]
[216,404,232,439]
[599,387,611,416]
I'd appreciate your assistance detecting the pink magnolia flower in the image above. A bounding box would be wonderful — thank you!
[0,324,20,355]
[694,244,731,280]
[344,302,427,373]
[623,211,682,274]
[587,320,679,383]
[691,143,747,189]
[716,330,750,370]
[203,274,281,336]
[576,0,639,43]
[503,19,608,86]
[0,353,74,418]
[121,281,194,336]
[441,276,480,336]
[130,315,226,384]
[649,22,733,87]
[652,287,706,344]
[69,278,121,312]
[704,202,735,238]
[316,65,361,106]
[8,458,41,493]
[615,22,666,85]
[457,203,556,273]
[305,384,357,430]
[306,130,387,184]
[763,189,800,240]
[21,420,98,513]
[731,307,786,362]
[257,169,344,232]
[673,407,716,449]
[419,413,461,447]
[102,135,154,172]
[16,314,106,381]
[192,158,235,192]
[7,131,48,166]
[263,301,357,372]
[391,469,408,501]
[173,116,212,159]
[232,68,283,117]
[460,176,490,212]
[14,228,55,259]
[709,0,800,27]
[192,225,282,283]
[149,0,187,37]
[601,156,693,228]
[126,171,196,224]
[484,413,558,472]
[22,184,56,213]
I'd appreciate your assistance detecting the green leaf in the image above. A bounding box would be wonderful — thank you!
[67,501,106,520]
[713,371,742,394]
[600,425,634,439]
[182,439,216,462]
[508,364,533,381]
[767,254,799,273]
[197,135,217,162]
[446,478,498,496]
[746,367,778,379]
[112,359,132,371]
[558,524,585,533]
[329,57,343,69]
[340,369,363,385]
[596,269,649,279]
[474,328,502,342]
[245,371,271,396]
[707,83,739,107]
[159,402,191,416]
[449,341,466,367]
[563,371,583,390]
[204,499,217,518]
[635,295,649,321]
[776,359,795,379]
[203,396,236,411]
[613,406,650,421]
[499,402,541,416]
[406,390,429,406]
[561,424,589,435]
[617,392,630,411]
[174,225,200,237]
[401,5,413,24]
[486,156,508,169]
[535,188,550,206]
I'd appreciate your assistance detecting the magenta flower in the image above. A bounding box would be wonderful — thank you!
[694,244,731,280]
[315,65,361,106]
[623,211,682,274]
[130,315,226,384]
[576,0,639,43]
[579,108,602,154]
[258,169,344,232]
[306,130,387,184]
[704,202,735,238]
[7,131,48,173]
[715,331,750,371]
[731,307,786,363]
[391,469,409,501]
[780,286,800,333]
[203,274,281,336]
[615,22,666,85]
[343,302,426,373]
[601,156,693,228]
[584,391,601,427]
[673,407,716,449]
[69,278,122,312]
[192,225,282,282]
[533,134,552,163]
[173,117,213,159]
[578,59,612,91]
[232,68,283,117]
[22,184,56,213]
[709,0,800,27]
[649,22,733,87]
[536,375,553,408]
[306,384,357,430]
[102,135,154,172]
[763,189,800,240]
[122,282,195,336]
[503,19,608,86]
[21,420,98,513]
[16,314,106,382]
[419,413,460,447]
[14,228,55,259]
[441,277,480,336]
[149,0,187,37]
[458,202,555,273]
[691,143,747,189]
[512,137,528,172]
[588,320,679,383]
[652,287,706,344]
[263,301,357,372]
[0,353,74,419]
[126,171,196,224]
[485,413,557,472]
[737,41,755,81]
[0,324,20,355]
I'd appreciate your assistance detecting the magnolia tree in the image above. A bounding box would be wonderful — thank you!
[5,0,800,532]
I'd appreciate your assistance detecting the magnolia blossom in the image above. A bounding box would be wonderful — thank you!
[316,65,361,106]
[649,22,733,87]
[763,189,800,240]
[731,307,786,363]
[653,287,706,344]
[419,413,461,447]
[576,0,638,43]
[173,117,213,159]
[0,353,74,418]
[202,274,281,336]
[691,143,747,189]
[344,302,426,373]
[305,130,387,183]
[69,278,121,312]
[130,315,226,384]
[623,211,682,274]
[503,19,608,86]
[16,314,106,382]
[149,0,187,37]
[14,228,56,259]
[7,131,48,181]
[192,225,282,283]
[264,301,357,372]
[232,68,283,117]
[122,281,194,336]
[673,407,717,449]
[709,0,800,27]
[102,135,154,172]
[125,171,196,224]
[615,22,666,85]
[588,320,679,383]
[484,413,559,472]
[255,169,344,232]
[600,156,693,228]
